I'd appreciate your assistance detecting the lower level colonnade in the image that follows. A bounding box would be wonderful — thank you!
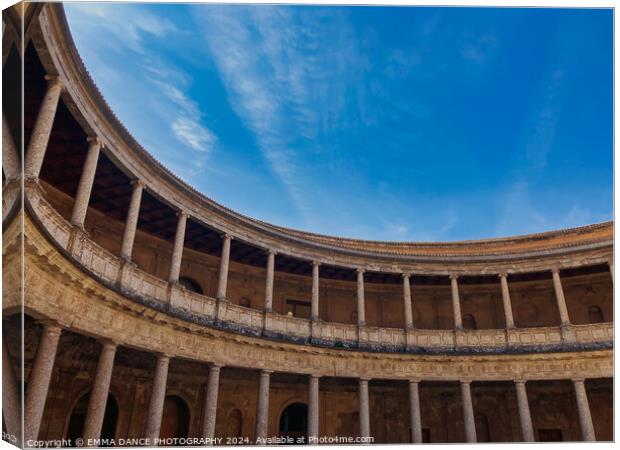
[6,316,610,446]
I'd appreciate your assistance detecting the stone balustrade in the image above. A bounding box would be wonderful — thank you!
[25,183,613,355]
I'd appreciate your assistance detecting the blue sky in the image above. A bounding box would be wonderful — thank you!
[65,3,613,242]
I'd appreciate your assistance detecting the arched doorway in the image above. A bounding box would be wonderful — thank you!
[65,393,118,445]
[279,403,308,443]
[159,395,190,443]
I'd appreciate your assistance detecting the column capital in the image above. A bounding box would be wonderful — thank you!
[265,248,277,256]
[460,379,472,385]
[86,135,102,149]
[449,273,459,280]
[357,268,365,275]
[156,353,172,363]
[359,377,371,382]
[260,369,274,375]
[36,319,63,336]
[99,339,118,351]
[221,232,234,241]
[44,74,63,89]
[514,379,527,385]
[551,266,561,274]
[571,377,586,383]
[312,260,321,268]
[130,178,145,188]
[402,271,411,279]
[210,363,223,371]
[176,210,188,219]
[498,271,508,278]
[408,378,421,385]
[309,374,321,380]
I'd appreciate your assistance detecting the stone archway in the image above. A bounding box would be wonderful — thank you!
[159,395,190,442]
[279,402,308,443]
[65,392,118,445]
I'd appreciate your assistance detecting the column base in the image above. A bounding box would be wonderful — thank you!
[560,323,575,342]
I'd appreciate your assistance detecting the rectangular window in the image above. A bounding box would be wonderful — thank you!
[285,299,311,319]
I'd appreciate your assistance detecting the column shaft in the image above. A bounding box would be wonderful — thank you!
[255,370,271,441]
[573,379,595,441]
[499,274,515,328]
[2,112,20,181]
[552,269,570,325]
[308,376,319,442]
[408,380,422,443]
[83,341,117,443]
[216,235,232,300]
[356,270,366,326]
[451,275,463,329]
[514,381,534,442]
[24,322,62,443]
[71,138,102,228]
[24,76,63,179]
[403,273,413,329]
[2,338,20,444]
[264,251,275,311]
[168,212,187,284]
[608,261,614,284]
[311,262,320,320]
[120,180,143,260]
[460,381,476,443]
[144,355,170,442]
[358,379,370,438]
[201,365,221,441]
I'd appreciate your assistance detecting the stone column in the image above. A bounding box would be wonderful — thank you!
[255,370,272,441]
[264,250,276,312]
[311,262,320,320]
[2,337,20,444]
[24,321,62,443]
[402,273,414,329]
[450,275,463,329]
[216,234,232,301]
[460,381,476,443]
[499,273,515,329]
[2,112,19,181]
[82,340,117,443]
[167,212,187,284]
[358,378,370,438]
[120,180,144,260]
[308,375,320,442]
[551,268,570,326]
[144,354,170,443]
[608,260,614,284]
[514,380,534,442]
[201,364,222,442]
[356,269,366,326]
[572,378,595,441]
[70,137,102,228]
[408,380,422,443]
[24,76,63,180]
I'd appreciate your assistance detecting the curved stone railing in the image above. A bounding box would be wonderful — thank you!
[26,182,614,354]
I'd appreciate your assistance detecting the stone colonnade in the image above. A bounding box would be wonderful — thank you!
[15,320,600,445]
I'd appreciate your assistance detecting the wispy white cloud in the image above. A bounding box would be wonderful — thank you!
[524,69,564,172]
[461,33,498,64]
[67,3,176,54]
[194,5,364,223]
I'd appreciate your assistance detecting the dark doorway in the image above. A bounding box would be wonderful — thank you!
[279,403,308,443]
[66,393,118,445]
[160,395,190,443]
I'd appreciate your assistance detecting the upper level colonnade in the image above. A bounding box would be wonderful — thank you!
[8,3,614,351]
